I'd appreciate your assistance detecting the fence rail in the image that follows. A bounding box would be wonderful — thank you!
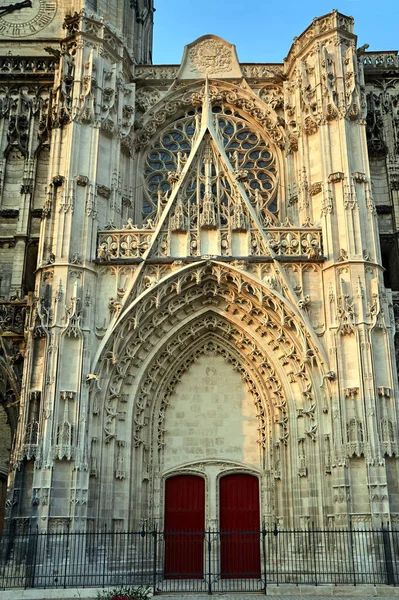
[1,526,399,592]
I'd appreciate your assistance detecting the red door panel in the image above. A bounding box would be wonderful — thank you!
[164,475,205,579]
[220,473,260,578]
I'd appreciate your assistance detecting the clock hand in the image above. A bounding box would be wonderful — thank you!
[0,0,32,17]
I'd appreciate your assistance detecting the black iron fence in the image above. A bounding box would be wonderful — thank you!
[1,525,399,592]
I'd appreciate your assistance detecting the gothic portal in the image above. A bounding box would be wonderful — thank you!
[0,6,399,535]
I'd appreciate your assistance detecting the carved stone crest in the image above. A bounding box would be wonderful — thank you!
[189,39,232,75]
[177,35,243,79]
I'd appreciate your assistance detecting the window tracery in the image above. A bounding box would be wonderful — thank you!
[143,105,279,223]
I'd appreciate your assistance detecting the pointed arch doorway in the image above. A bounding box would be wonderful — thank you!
[220,473,261,579]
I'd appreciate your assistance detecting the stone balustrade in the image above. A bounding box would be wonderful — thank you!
[0,56,58,77]
[363,52,399,71]
[97,230,154,260]
[241,64,284,79]
[97,226,323,261]
[266,228,323,259]
[135,63,284,81]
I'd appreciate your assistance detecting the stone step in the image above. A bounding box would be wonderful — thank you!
[2,586,399,600]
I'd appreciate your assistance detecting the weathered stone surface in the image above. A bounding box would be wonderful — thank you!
[0,3,399,571]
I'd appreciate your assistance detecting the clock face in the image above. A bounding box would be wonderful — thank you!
[0,0,57,37]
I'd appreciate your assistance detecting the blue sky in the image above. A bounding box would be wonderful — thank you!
[153,1,398,64]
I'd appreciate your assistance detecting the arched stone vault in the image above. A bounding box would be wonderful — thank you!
[88,261,338,527]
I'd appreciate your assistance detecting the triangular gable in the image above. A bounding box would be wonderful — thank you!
[145,80,275,259]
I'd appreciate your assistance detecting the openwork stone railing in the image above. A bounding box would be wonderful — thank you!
[134,63,284,81]
[0,56,58,77]
[0,301,27,335]
[266,228,322,258]
[363,52,399,71]
[97,227,323,261]
[135,65,179,80]
[97,230,154,260]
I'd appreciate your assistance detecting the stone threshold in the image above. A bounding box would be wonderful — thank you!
[2,586,399,600]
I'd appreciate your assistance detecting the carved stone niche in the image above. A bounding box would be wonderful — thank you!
[350,513,372,528]
[13,517,30,534]
[390,173,399,191]
[31,488,40,506]
[333,485,350,505]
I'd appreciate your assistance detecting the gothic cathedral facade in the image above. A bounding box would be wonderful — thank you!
[0,3,399,535]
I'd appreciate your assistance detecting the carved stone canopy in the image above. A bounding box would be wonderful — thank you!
[177,35,243,80]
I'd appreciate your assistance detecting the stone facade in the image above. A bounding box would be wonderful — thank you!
[0,7,399,534]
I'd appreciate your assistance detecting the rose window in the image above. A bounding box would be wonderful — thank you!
[143,105,279,224]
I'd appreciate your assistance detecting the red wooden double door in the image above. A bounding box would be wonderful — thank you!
[164,473,260,579]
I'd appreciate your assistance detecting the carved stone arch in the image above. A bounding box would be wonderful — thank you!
[94,260,331,382]
[145,334,275,528]
[90,260,336,527]
[108,311,281,527]
[163,458,262,477]
[136,78,285,149]
[116,305,304,449]
[91,261,335,469]
[146,327,273,451]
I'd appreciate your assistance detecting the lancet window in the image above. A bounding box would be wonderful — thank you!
[142,105,279,224]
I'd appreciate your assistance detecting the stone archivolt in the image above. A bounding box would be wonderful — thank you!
[88,260,337,525]
[135,79,285,150]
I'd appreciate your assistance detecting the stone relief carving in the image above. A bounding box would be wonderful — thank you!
[87,257,340,524]
[135,80,285,149]
[188,39,233,75]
